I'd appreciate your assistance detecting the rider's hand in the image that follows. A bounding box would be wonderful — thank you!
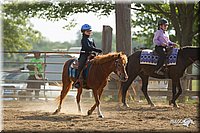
[161,43,167,47]
[97,49,102,53]
[173,43,179,48]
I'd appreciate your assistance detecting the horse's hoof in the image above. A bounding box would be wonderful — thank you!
[122,103,130,108]
[120,104,130,110]
[87,110,92,116]
[52,110,59,115]
[78,108,82,113]
[78,110,83,114]
[98,114,104,118]
[173,104,180,108]
[150,103,156,107]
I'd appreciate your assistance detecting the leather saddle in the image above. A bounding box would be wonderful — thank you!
[70,53,96,69]
[153,46,174,56]
[153,46,174,74]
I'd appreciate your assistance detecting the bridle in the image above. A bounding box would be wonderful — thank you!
[114,59,120,73]
[114,58,126,75]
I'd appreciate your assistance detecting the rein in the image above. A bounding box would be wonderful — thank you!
[189,57,200,68]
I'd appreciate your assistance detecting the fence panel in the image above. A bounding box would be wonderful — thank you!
[1,51,199,102]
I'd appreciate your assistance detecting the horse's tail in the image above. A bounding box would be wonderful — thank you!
[55,82,73,104]
[55,59,74,105]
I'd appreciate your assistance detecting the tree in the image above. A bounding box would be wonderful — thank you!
[32,39,73,51]
[131,2,199,47]
[2,1,114,52]
[116,2,132,56]
[72,30,116,52]
[3,1,198,52]
[2,13,41,52]
[3,1,114,21]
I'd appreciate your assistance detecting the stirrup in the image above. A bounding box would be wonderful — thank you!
[74,79,81,88]
[74,82,81,88]
[154,70,164,75]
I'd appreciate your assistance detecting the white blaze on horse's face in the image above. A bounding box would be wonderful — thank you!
[115,58,128,82]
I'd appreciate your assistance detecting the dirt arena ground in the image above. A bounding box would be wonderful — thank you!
[2,98,200,133]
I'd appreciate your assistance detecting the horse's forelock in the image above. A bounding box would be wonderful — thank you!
[113,52,127,64]
[120,53,127,64]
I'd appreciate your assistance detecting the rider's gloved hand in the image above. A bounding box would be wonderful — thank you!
[161,43,167,47]
[173,43,179,48]
[96,49,102,53]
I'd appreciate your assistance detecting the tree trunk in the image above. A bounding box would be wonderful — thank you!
[170,3,195,47]
[115,2,132,56]
[102,25,113,54]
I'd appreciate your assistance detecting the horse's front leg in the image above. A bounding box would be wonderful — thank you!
[140,75,155,107]
[170,79,182,108]
[76,87,83,113]
[121,77,134,108]
[96,88,104,118]
[88,88,104,118]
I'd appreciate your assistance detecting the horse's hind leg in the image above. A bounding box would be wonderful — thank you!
[53,80,72,114]
[140,75,155,107]
[76,87,83,112]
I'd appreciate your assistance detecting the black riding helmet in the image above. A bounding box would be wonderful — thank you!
[158,18,169,30]
[158,18,168,26]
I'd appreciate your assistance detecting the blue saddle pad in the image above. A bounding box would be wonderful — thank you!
[140,48,179,66]
[68,60,91,79]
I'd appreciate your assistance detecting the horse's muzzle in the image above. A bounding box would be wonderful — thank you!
[119,75,128,82]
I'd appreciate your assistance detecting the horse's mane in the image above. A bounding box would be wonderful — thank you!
[91,52,127,65]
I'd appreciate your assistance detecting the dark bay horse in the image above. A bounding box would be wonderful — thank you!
[53,52,128,118]
[121,46,199,108]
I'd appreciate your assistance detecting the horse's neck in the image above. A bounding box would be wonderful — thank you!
[180,48,199,67]
[100,60,115,78]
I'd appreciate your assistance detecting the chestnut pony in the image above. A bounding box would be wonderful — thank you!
[53,52,128,118]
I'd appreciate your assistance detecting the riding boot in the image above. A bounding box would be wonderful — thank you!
[74,69,81,88]
[154,45,166,75]
[154,59,165,75]
[74,54,88,88]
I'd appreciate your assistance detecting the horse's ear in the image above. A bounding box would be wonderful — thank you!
[118,54,121,58]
